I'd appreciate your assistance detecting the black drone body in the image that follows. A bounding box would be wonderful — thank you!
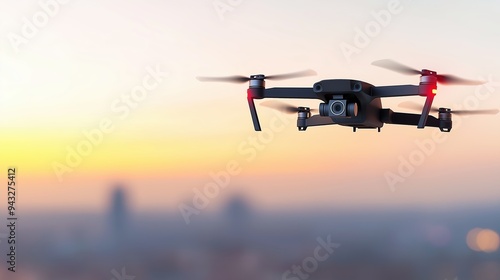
[197,60,497,132]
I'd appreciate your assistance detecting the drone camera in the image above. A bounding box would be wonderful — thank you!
[320,100,358,117]
[331,100,346,116]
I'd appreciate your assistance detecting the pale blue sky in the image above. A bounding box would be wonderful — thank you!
[1,0,499,211]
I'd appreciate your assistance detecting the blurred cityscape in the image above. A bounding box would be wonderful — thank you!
[1,185,499,280]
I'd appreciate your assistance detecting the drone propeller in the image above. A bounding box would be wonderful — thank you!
[196,75,250,83]
[372,59,485,85]
[196,69,317,84]
[399,101,499,115]
[260,100,318,114]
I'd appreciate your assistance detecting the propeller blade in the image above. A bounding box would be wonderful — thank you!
[436,74,485,85]
[196,75,250,83]
[398,101,499,115]
[371,59,421,75]
[373,59,485,86]
[266,69,317,80]
[196,69,316,84]
[449,109,499,115]
[260,100,318,114]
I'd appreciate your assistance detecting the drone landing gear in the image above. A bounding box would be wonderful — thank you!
[352,127,381,132]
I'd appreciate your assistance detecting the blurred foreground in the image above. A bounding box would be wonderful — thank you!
[1,187,499,280]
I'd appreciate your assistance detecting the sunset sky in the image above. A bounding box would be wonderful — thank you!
[1,0,500,213]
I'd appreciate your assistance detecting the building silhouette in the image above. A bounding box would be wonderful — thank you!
[109,185,129,240]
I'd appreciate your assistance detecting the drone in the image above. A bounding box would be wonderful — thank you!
[197,60,498,132]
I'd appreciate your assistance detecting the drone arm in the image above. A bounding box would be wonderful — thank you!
[380,109,440,128]
[247,95,262,131]
[304,115,335,127]
[371,85,421,98]
[417,94,435,128]
[246,87,322,131]
[263,87,320,100]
